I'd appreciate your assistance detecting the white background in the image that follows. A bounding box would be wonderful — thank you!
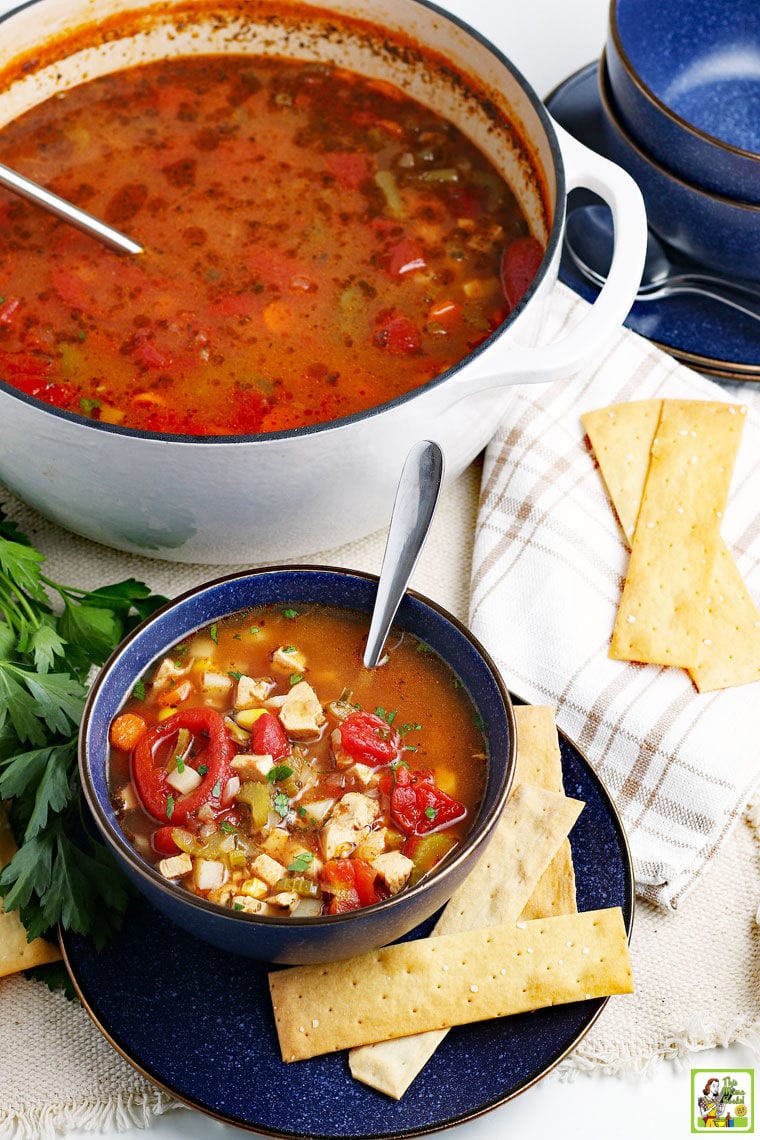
[1,0,754,1136]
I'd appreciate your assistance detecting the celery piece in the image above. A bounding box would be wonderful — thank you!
[374,170,405,219]
[235,780,271,830]
[408,832,457,887]
[274,876,319,898]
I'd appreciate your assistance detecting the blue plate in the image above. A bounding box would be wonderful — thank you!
[546,63,760,381]
[61,722,634,1139]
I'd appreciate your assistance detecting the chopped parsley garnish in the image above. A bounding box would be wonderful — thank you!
[166,794,175,820]
[287,851,314,873]
[375,707,397,725]
[249,626,260,635]
[282,645,297,654]
[209,623,219,644]
[228,670,242,680]
[273,791,290,818]
[267,764,294,784]
[79,398,100,416]
[219,821,236,834]
[132,680,147,701]
[197,764,209,777]
[175,756,186,773]
[282,608,299,619]
[425,806,438,822]
[233,902,244,911]
[415,642,434,654]
[211,779,222,798]
[289,672,304,686]
[399,721,422,736]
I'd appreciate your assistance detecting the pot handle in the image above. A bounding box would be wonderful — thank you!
[471,120,647,386]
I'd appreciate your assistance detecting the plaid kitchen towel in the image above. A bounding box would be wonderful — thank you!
[469,284,760,909]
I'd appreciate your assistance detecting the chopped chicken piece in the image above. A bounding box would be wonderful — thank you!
[200,671,233,695]
[157,852,192,880]
[153,656,189,688]
[295,797,336,827]
[261,830,291,861]
[351,762,379,787]
[235,675,275,709]
[271,645,308,673]
[279,680,326,740]
[231,895,268,914]
[266,890,300,912]
[193,858,228,892]
[251,852,288,887]
[231,753,274,781]
[319,792,380,861]
[165,764,202,796]
[372,851,414,896]
[354,828,386,863]
[117,782,139,811]
[207,883,238,907]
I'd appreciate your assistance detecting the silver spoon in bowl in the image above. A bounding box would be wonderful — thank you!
[565,204,760,323]
[363,440,445,670]
[0,161,142,254]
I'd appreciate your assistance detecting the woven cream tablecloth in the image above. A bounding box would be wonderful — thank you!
[1,285,760,1136]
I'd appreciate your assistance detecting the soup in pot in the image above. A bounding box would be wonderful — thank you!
[107,603,488,916]
[0,52,543,435]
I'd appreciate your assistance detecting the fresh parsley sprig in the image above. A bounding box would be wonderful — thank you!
[0,510,167,949]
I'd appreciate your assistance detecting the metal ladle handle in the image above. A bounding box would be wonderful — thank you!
[363,440,445,669]
[0,162,142,254]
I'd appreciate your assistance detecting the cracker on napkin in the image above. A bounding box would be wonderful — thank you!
[349,705,582,1098]
[584,399,760,691]
[0,806,61,978]
[270,908,633,1062]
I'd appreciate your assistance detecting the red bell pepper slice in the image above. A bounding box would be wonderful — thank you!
[251,711,290,760]
[320,858,380,914]
[337,710,402,767]
[500,236,544,310]
[384,764,466,837]
[131,706,234,824]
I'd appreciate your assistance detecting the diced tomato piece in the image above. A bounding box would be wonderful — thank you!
[325,151,372,190]
[500,236,544,310]
[320,858,379,913]
[373,313,421,355]
[337,710,402,767]
[385,238,426,277]
[428,298,461,327]
[251,711,290,760]
[387,764,466,837]
[152,825,181,856]
[0,350,52,379]
[132,333,172,370]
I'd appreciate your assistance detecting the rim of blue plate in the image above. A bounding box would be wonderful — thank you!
[60,709,636,1140]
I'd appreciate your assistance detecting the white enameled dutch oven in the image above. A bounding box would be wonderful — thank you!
[0,0,647,564]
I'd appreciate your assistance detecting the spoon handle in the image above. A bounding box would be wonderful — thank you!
[363,440,445,669]
[640,283,760,323]
[0,162,142,255]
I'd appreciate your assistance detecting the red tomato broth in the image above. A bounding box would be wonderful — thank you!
[0,53,542,435]
[107,603,488,917]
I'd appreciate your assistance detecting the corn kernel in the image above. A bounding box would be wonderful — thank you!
[157,706,178,721]
[236,707,268,729]
[238,877,268,900]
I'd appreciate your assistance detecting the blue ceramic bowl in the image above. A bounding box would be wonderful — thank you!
[598,57,760,280]
[79,566,516,965]
[607,0,760,203]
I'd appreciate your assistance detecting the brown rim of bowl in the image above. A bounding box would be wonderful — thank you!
[608,0,760,164]
[79,564,518,934]
[653,342,760,381]
[598,54,760,213]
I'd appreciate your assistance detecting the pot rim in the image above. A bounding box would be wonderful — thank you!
[0,0,564,445]
[78,563,517,934]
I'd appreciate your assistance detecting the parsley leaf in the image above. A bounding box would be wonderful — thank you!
[273,791,291,818]
[287,851,313,873]
[267,764,294,784]
[0,510,165,950]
